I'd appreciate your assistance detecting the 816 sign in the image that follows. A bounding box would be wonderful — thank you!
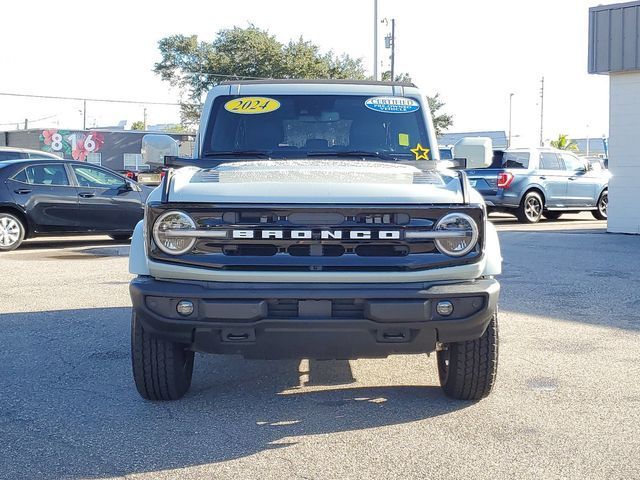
[40,129,105,161]
[50,133,97,152]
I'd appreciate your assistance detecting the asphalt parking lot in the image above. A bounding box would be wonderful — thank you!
[1,212,639,480]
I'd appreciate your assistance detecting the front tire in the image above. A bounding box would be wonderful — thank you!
[0,213,26,251]
[592,189,608,220]
[131,311,194,401]
[516,191,543,223]
[437,310,499,400]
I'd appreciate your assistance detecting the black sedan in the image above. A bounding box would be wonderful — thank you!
[0,158,152,251]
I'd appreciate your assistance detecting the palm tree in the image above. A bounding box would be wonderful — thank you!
[550,134,578,152]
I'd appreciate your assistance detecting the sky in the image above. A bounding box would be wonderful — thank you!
[0,0,610,146]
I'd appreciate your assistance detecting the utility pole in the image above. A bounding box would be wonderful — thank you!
[143,107,148,130]
[508,93,514,148]
[24,118,28,130]
[373,0,379,80]
[586,124,590,156]
[83,99,87,130]
[539,77,545,147]
[390,19,395,81]
[383,18,396,80]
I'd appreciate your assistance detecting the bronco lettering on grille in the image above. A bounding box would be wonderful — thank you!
[231,229,402,240]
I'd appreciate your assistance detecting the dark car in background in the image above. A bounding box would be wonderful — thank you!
[0,158,151,251]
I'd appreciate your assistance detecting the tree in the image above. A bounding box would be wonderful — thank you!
[164,124,192,134]
[550,134,578,151]
[381,71,413,83]
[382,71,453,136]
[154,26,367,126]
[426,93,453,137]
[130,121,145,131]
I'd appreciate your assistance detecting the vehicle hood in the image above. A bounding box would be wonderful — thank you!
[150,160,475,204]
[139,184,156,199]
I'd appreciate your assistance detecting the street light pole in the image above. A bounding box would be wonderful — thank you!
[586,123,590,156]
[373,0,378,80]
[508,93,514,148]
[539,76,545,147]
[390,18,395,81]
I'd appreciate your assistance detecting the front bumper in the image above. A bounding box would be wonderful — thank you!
[130,276,500,359]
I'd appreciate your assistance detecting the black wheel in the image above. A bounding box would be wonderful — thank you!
[437,310,499,400]
[109,233,132,241]
[0,212,25,251]
[543,211,563,220]
[592,189,608,220]
[131,310,194,401]
[516,191,543,223]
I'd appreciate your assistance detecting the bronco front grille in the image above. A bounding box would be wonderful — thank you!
[147,204,484,272]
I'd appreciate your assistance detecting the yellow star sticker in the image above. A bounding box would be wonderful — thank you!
[411,143,430,160]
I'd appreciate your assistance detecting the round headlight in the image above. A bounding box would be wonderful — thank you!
[152,211,196,255]
[434,213,478,257]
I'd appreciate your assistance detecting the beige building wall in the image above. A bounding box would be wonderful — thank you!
[608,72,640,234]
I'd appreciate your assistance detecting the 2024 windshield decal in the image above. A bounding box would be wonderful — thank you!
[224,97,281,114]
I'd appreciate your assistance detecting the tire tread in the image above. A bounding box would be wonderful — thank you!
[131,311,194,401]
[439,311,499,400]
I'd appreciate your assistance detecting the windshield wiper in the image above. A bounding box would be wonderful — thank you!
[305,150,396,160]
[203,150,273,159]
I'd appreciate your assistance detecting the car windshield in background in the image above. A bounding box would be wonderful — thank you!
[203,95,430,161]
[502,151,530,169]
[439,148,453,160]
[0,151,23,161]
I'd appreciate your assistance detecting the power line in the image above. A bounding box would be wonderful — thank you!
[0,71,273,109]
[0,73,270,126]
[0,92,182,106]
[0,113,59,126]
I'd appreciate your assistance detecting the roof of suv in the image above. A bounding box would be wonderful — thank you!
[218,79,416,87]
[507,147,575,154]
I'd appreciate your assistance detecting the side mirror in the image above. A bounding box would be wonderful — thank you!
[453,137,493,168]
[142,134,179,167]
[119,181,133,192]
[450,157,468,169]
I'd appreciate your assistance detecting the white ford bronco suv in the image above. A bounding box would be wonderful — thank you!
[129,80,502,401]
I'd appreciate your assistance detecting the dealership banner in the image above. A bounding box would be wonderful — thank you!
[39,129,105,161]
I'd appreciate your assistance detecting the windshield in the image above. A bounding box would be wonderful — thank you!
[203,94,431,160]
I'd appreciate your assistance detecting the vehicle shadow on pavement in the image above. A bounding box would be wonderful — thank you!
[18,237,130,251]
[0,307,468,479]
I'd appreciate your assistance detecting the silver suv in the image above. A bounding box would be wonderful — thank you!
[128,80,502,402]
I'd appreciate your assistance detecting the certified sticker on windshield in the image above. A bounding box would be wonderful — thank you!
[365,96,420,113]
[224,97,281,114]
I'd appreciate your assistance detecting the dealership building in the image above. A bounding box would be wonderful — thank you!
[589,1,640,234]
[0,128,194,172]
